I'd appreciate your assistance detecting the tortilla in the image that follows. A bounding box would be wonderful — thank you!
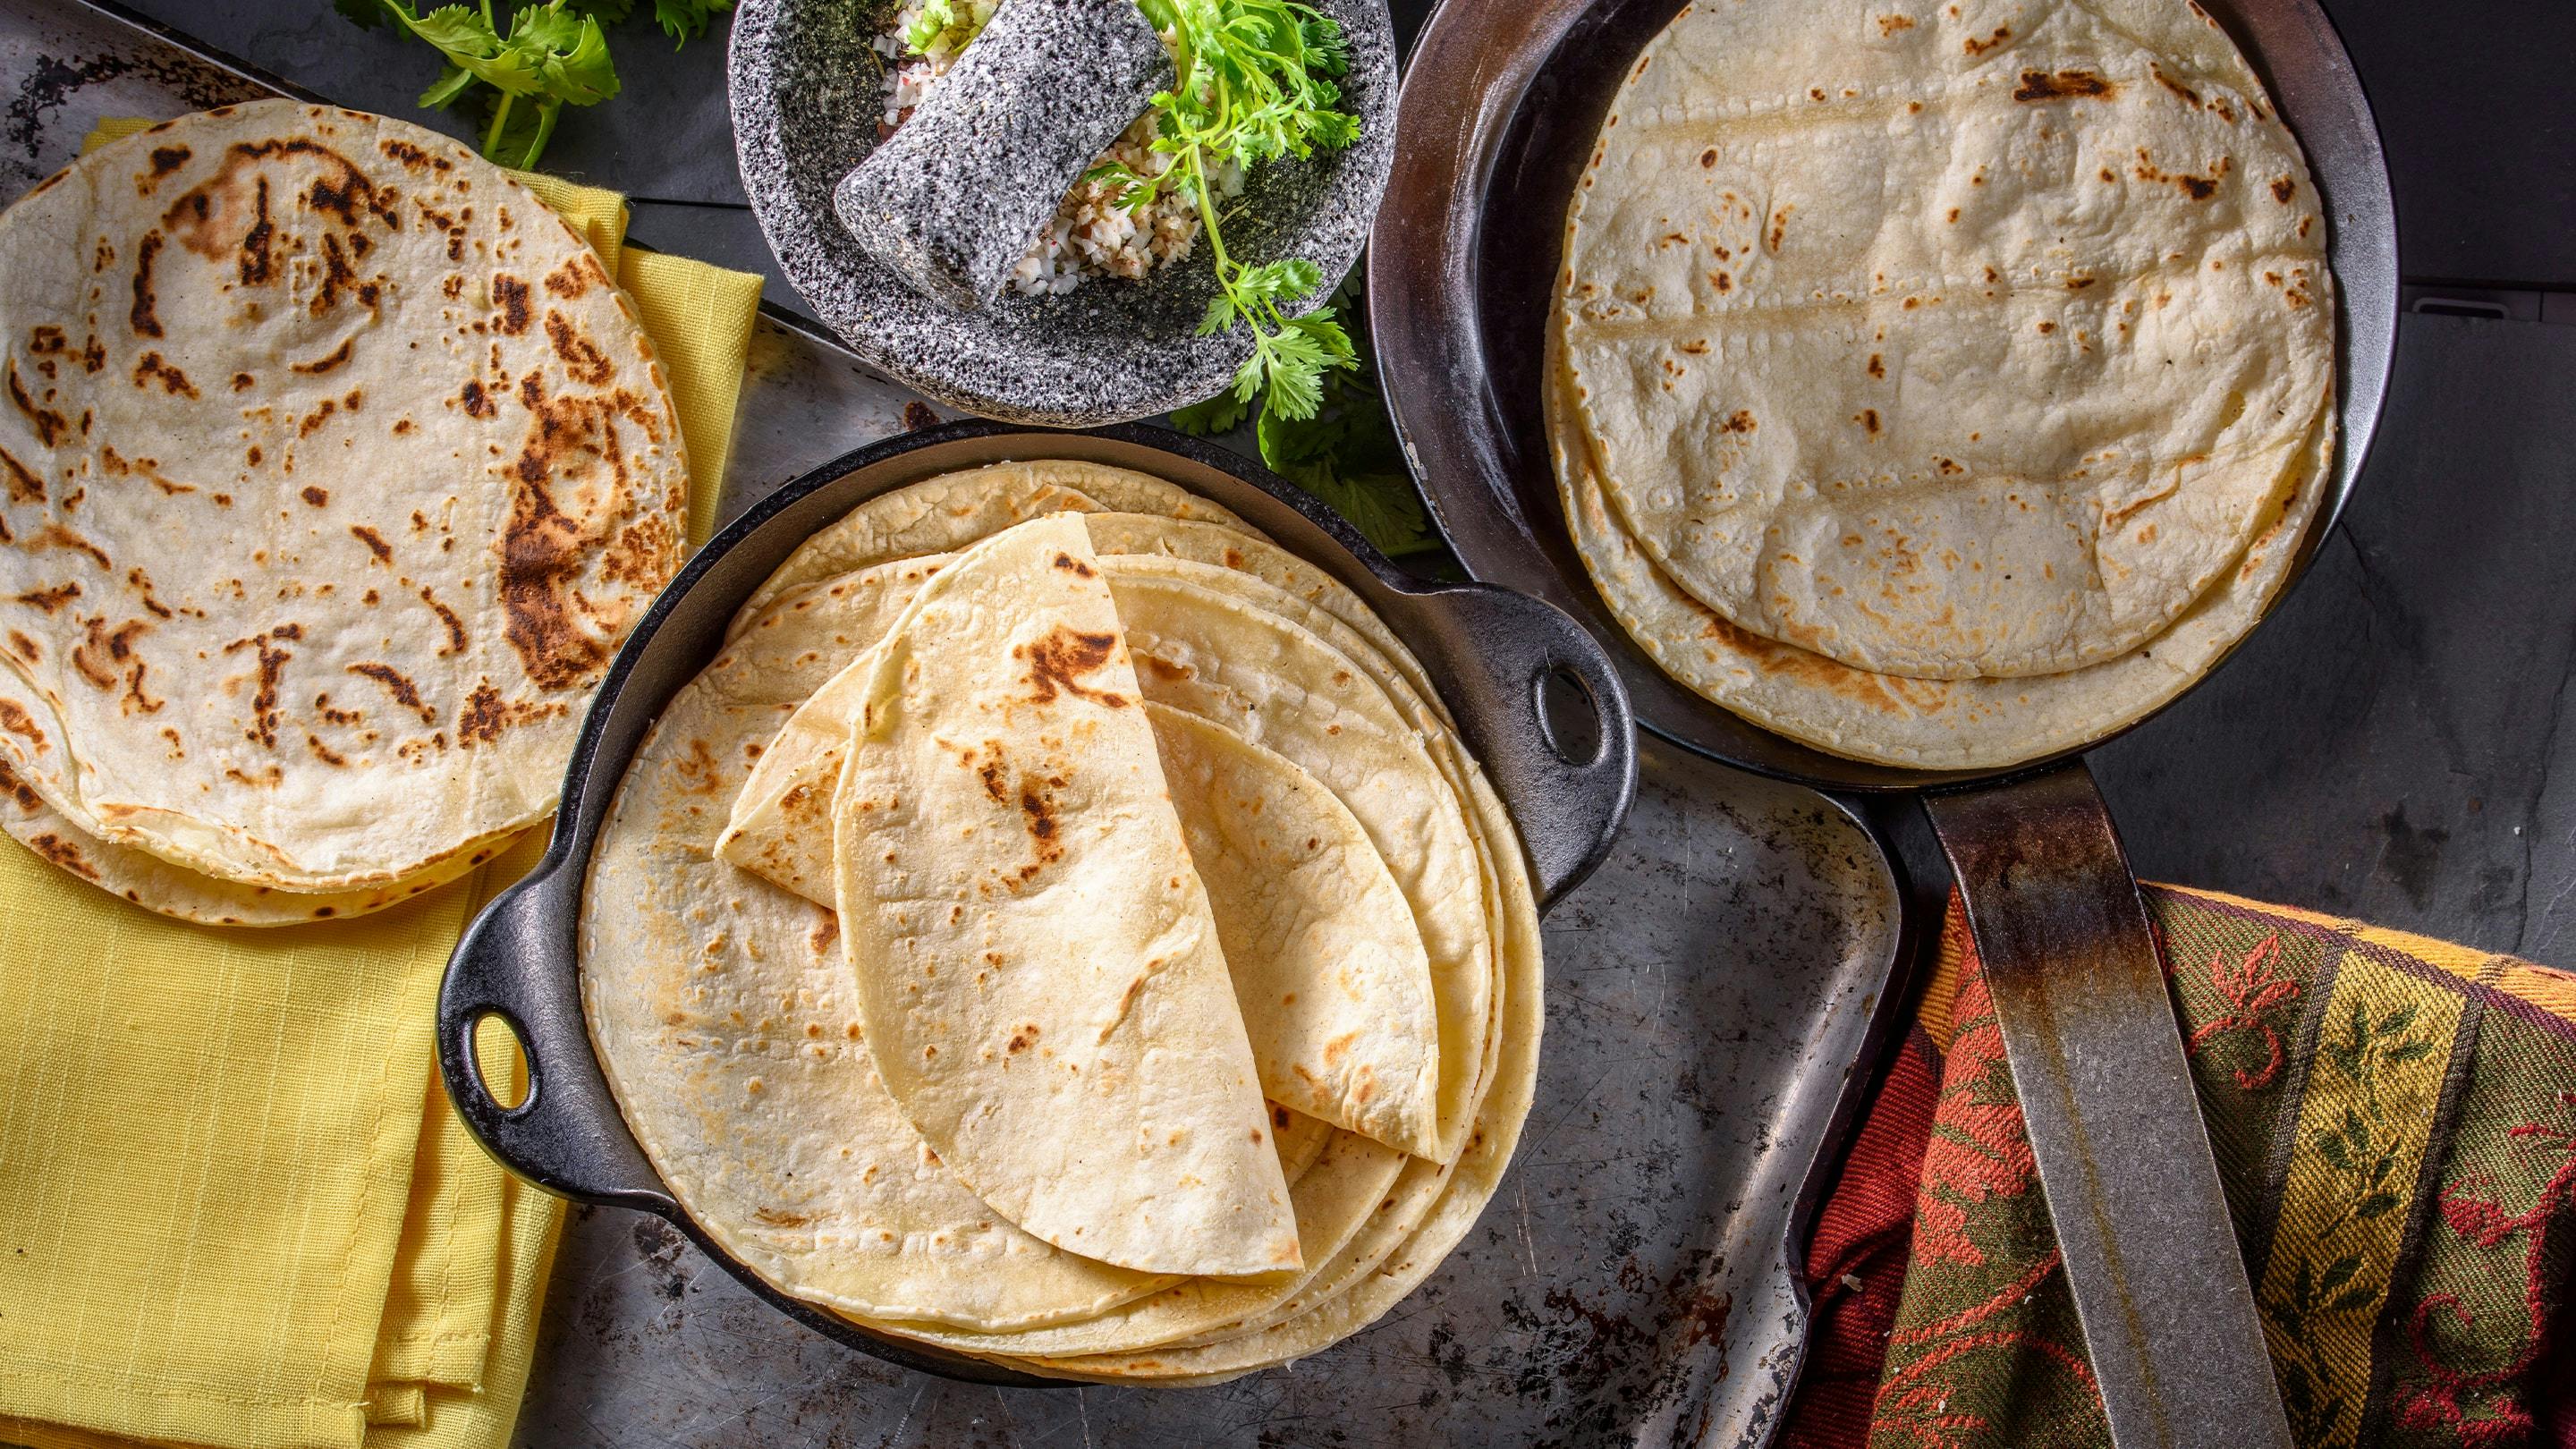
[1548,314,2334,768]
[580,551,1176,1331]
[1144,702,1443,1157]
[829,514,1299,1278]
[0,101,685,894]
[1006,755,1543,1382]
[722,554,1462,1160]
[0,750,512,924]
[1558,0,2334,680]
[729,462,1258,634]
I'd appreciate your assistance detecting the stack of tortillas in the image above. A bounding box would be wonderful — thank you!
[581,462,1541,1382]
[0,100,686,920]
[1548,0,2337,768]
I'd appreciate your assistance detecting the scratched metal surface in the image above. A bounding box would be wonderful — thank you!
[514,750,1902,1449]
[0,6,1914,1445]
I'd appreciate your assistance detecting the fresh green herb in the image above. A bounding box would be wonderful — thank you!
[1172,276,1438,558]
[904,0,1362,423]
[334,0,731,169]
[900,0,991,58]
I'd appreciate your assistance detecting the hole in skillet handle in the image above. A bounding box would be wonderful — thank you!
[1536,661,1608,767]
[468,1010,533,1113]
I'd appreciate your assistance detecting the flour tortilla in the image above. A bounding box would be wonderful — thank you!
[729,462,1260,635]
[0,749,507,924]
[0,101,685,893]
[867,716,1518,1364]
[580,561,1175,1332]
[721,552,1462,1161]
[1145,703,1443,1158]
[1006,758,1543,1382]
[1559,0,2334,679]
[829,514,1299,1278]
[1548,313,2334,768]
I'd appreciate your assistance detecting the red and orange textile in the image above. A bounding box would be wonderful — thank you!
[1784,886,2576,1449]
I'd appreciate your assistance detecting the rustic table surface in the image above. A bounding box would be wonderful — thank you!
[23,0,2576,1444]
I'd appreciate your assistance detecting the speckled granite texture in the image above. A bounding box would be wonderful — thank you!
[835,0,1171,309]
[732,0,1397,425]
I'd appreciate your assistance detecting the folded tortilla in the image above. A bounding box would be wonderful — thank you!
[828,513,1300,1278]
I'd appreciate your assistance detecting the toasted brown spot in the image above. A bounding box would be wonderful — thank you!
[13,582,79,614]
[291,337,355,375]
[544,310,613,386]
[1722,410,1757,434]
[492,274,531,335]
[237,176,275,286]
[1857,409,1882,435]
[419,585,466,656]
[306,733,346,767]
[1867,354,1885,379]
[2151,64,2201,106]
[131,352,197,398]
[1051,551,1098,579]
[27,832,97,880]
[301,486,328,507]
[6,631,35,664]
[1017,627,1129,709]
[222,625,299,746]
[349,525,391,563]
[0,753,40,808]
[0,447,42,504]
[458,378,494,419]
[147,145,191,180]
[9,361,69,445]
[1878,13,1914,34]
[2271,176,2296,204]
[1963,25,2010,55]
[2013,69,2116,101]
[129,231,165,338]
[379,138,453,174]
[348,662,435,724]
[0,699,47,751]
[30,525,108,571]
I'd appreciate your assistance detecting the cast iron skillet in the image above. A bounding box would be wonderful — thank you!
[1368,1,2396,1443]
[433,420,1637,1385]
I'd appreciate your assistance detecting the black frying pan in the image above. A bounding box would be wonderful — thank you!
[1367,1,2397,1443]
[433,420,1637,1385]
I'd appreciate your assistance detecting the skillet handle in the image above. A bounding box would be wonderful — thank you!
[1404,582,1636,910]
[1921,760,2289,1449]
[436,861,673,1209]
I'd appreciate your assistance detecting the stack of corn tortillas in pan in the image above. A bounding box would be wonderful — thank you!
[1547,0,2338,768]
[0,100,686,920]
[580,462,1541,1382]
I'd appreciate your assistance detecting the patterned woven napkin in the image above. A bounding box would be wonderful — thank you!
[0,120,763,1449]
[1784,887,2576,1449]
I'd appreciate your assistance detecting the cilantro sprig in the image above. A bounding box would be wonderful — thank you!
[335,0,732,169]
[900,0,1361,424]
[1106,0,1360,421]
[1173,274,1439,560]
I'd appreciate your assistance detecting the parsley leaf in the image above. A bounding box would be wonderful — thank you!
[1169,275,1440,560]
[336,0,727,168]
[650,0,734,46]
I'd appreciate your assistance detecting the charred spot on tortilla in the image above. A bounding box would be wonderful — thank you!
[1018,626,1129,708]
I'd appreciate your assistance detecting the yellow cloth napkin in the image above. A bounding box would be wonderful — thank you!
[0,121,764,1449]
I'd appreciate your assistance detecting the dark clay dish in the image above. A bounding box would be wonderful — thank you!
[729,0,1397,425]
